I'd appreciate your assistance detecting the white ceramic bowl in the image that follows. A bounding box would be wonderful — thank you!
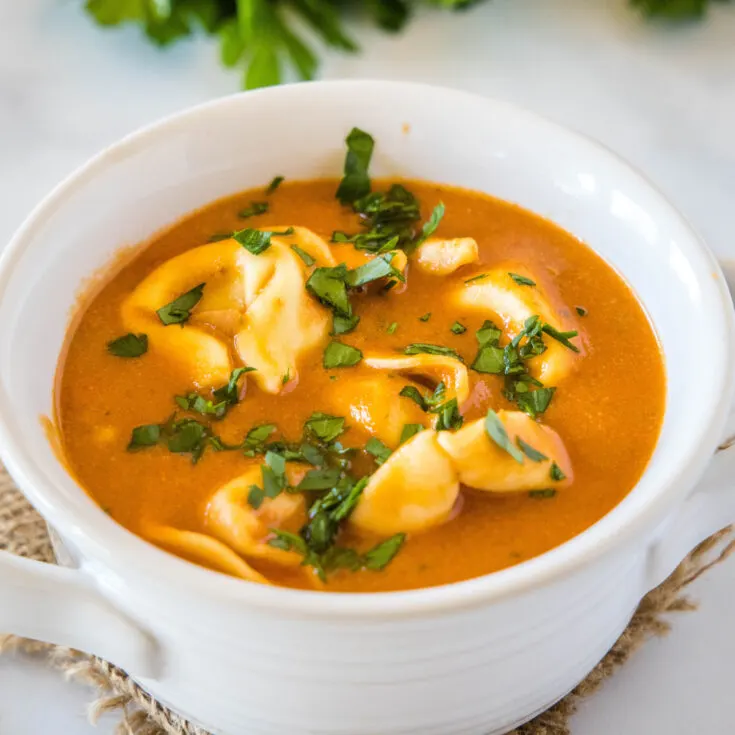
[1,81,734,735]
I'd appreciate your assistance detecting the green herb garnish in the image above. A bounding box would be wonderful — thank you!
[550,462,566,482]
[238,201,269,218]
[542,324,580,353]
[345,252,405,288]
[306,264,352,317]
[484,409,524,463]
[399,423,424,444]
[575,306,588,317]
[304,412,346,443]
[323,341,363,369]
[243,423,278,455]
[365,437,392,465]
[516,387,556,418]
[331,313,360,335]
[403,343,463,361]
[291,244,315,267]
[465,273,488,284]
[517,437,548,463]
[156,283,205,325]
[529,489,557,499]
[262,450,287,498]
[363,533,406,570]
[433,398,463,431]
[107,333,148,358]
[265,176,284,195]
[336,127,374,204]
[387,322,398,334]
[247,484,265,509]
[419,312,432,322]
[207,233,232,243]
[509,272,536,287]
[450,321,467,335]
[297,467,342,491]
[234,227,295,255]
[127,424,160,450]
[471,319,505,375]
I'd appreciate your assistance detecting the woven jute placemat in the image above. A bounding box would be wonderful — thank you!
[1,467,733,735]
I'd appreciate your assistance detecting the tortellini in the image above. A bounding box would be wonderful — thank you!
[350,410,571,536]
[327,374,429,447]
[363,353,470,407]
[437,411,572,493]
[205,465,308,566]
[458,266,579,384]
[414,237,479,275]
[121,227,335,393]
[350,429,460,535]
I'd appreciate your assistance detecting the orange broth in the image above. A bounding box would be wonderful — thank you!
[56,179,665,592]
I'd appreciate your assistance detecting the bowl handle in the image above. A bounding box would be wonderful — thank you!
[0,551,159,677]
[646,260,735,591]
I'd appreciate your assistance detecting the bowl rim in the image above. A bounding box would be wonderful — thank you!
[1,80,733,618]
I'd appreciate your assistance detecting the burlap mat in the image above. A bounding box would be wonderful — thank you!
[1,467,733,735]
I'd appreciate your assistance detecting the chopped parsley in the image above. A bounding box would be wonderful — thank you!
[362,533,406,570]
[291,244,315,266]
[464,273,488,284]
[517,437,548,463]
[386,321,398,334]
[156,283,205,325]
[247,484,265,509]
[323,341,363,369]
[107,333,148,358]
[399,381,446,412]
[306,264,352,317]
[365,437,392,465]
[419,312,432,322]
[403,343,463,361]
[127,424,160,450]
[484,409,524,463]
[509,272,536,287]
[233,227,295,255]
[238,201,269,218]
[336,127,374,204]
[304,412,346,444]
[542,324,581,352]
[265,175,284,195]
[529,489,557,499]
[399,423,424,444]
[297,467,342,491]
[550,462,567,482]
[411,202,445,250]
[575,306,588,317]
[450,321,467,335]
[433,398,463,431]
[331,313,360,335]
[345,252,405,288]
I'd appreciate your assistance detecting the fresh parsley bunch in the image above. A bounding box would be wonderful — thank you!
[85,0,728,90]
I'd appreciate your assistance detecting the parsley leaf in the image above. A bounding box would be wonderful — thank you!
[517,437,548,463]
[265,175,284,195]
[127,424,160,450]
[107,333,148,358]
[550,462,567,482]
[433,398,463,431]
[262,450,287,498]
[234,227,295,255]
[542,324,580,353]
[465,273,488,284]
[419,312,432,322]
[336,127,374,204]
[529,489,557,499]
[331,313,360,335]
[365,437,392,465]
[399,423,424,444]
[345,252,405,288]
[247,484,265,509]
[516,387,556,418]
[305,412,346,443]
[387,321,398,334]
[238,201,269,218]
[212,366,254,405]
[412,202,445,249]
[291,244,315,266]
[450,321,467,335]
[484,409,524,463]
[306,264,352,316]
[404,343,463,361]
[297,467,342,491]
[156,283,205,325]
[323,341,363,369]
[509,272,536,287]
[243,423,277,455]
[576,306,588,317]
[363,533,406,570]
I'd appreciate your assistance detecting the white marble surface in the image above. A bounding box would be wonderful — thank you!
[1,0,734,732]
